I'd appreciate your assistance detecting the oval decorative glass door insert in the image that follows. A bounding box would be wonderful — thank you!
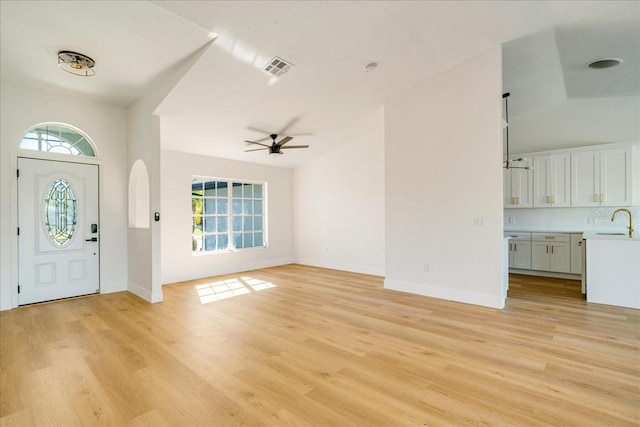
[44,178,77,246]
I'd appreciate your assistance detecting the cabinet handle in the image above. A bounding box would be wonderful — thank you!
[546,246,549,253]
[594,194,599,202]
[600,193,604,203]
[550,195,555,204]
[551,245,554,254]
[514,244,517,252]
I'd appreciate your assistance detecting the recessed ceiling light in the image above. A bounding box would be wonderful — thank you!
[586,58,623,70]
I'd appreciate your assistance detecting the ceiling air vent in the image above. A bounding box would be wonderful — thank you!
[262,57,294,77]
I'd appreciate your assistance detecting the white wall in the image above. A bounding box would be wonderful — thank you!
[160,151,293,284]
[127,41,213,303]
[384,47,505,308]
[0,82,128,310]
[293,107,385,276]
[126,106,161,303]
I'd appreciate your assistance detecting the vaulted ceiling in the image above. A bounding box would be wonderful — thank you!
[1,1,638,166]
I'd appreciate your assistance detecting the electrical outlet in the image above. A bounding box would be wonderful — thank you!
[473,217,484,226]
[508,217,515,224]
[423,264,429,272]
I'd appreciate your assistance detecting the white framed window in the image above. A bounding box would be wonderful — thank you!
[192,177,266,254]
[20,123,96,157]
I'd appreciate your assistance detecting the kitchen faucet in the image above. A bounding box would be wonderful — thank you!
[611,208,634,238]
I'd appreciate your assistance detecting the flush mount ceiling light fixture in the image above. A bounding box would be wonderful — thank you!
[502,92,530,171]
[586,58,623,69]
[57,51,95,76]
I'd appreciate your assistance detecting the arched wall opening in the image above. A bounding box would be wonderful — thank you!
[128,159,150,228]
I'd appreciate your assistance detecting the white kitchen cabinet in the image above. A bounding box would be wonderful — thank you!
[531,241,551,270]
[533,154,571,207]
[504,158,533,208]
[571,146,632,207]
[505,232,531,269]
[549,242,570,272]
[570,233,583,275]
[531,233,571,273]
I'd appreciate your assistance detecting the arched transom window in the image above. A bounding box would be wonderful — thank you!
[20,123,96,157]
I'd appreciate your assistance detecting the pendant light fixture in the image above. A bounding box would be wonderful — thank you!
[502,92,530,170]
[57,51,96,77]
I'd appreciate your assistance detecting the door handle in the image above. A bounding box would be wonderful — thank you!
[85,237,98,242]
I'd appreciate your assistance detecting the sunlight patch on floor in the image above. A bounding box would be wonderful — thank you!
[195,277,276,304]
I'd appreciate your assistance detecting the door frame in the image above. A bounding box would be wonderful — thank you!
[11,151,103,308]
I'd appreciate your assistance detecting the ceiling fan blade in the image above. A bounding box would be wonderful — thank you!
[253,136,273,143]
[277,136,293,146]
[244,148,269,152]
[244,140,271,148]
[246,126,271,135]
[280,145,309,149]
[277,117,299,135]
[287,132,314,137]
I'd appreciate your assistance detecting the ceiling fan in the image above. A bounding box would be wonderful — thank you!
[244,133,309,155]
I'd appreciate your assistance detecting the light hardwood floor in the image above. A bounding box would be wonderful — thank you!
[1,265,638,426]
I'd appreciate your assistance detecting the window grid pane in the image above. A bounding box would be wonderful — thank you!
[193,180,265,253]
[20,124,96,157]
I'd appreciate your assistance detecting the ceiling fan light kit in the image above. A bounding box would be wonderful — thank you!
[57,51,96,76]
[502,92,530,171]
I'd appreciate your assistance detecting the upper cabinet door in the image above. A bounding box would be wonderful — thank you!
[533,156,551,207]
[571,150,600,207]
[571,146,632,207]
[600,146,632,206]
[533,154,571,208]
[551,154,571,207]
[504,158,533,208]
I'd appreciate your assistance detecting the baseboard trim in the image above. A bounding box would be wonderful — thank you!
[384,278,505,309]
[161,257,295,286]
[0,296,13,311]
[128,282,163,303]
[294,258,384,277]
[509,269,581,280]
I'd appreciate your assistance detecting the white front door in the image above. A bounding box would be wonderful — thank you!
[18,158,99,305]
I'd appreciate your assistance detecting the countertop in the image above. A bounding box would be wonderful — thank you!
[504,228,639,240]
[583,232,640,241]
[504,229,585,234]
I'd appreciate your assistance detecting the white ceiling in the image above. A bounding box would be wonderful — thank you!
[1,1,638,166]
[0,1,211,105]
